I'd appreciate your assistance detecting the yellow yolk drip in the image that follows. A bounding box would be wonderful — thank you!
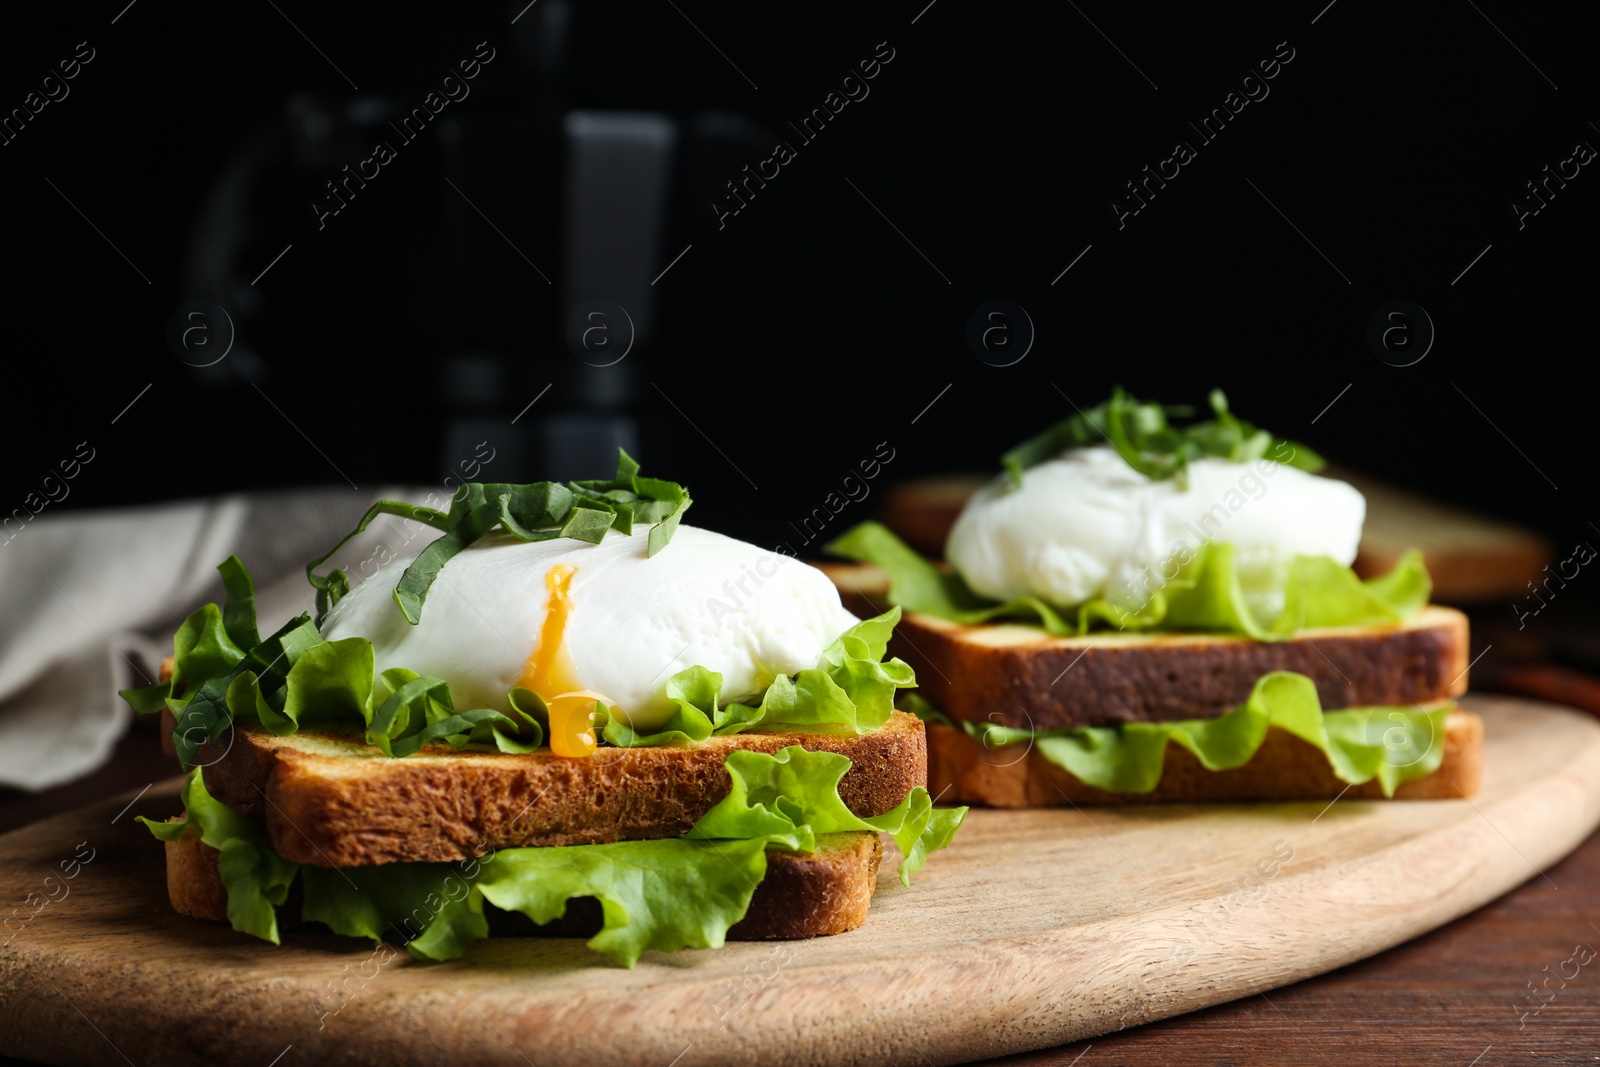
[517,562,609,758]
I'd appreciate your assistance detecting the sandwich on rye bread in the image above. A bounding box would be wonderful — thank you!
[824,389,1481,807]
[122,453,963,966]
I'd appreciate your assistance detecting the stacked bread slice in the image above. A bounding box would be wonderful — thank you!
[158,702,927,941]
[822,564,1481,805]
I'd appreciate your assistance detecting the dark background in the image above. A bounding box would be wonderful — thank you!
[4,11,1600,1063]
[3,1,1595,565]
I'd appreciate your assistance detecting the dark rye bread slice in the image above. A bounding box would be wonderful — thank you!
[926,708,1483,806]
[191,711,926,868]
[817,563,1470,730]
[163,829,883,941]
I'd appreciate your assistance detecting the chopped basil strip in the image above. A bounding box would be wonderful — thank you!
[305,449,691,624]
[1001,387,1324,487]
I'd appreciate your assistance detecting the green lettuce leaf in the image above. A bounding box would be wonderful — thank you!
[151,560,542,770]
[478,689,547,753]
[963,671,1451,797]
[119,681,172,715]
[688,745,967,886]
[209,638,527,765]
[600,666,722,746]
[136,770,297,943]
[301,859,490,956]
[281,638,375,729]
[142,746,966,967]
[169,603,247,696]
[217,554,261,651]
[601,610,915,746]
[1277,553,1432,631]
[472,836,773,964]
[828,522,1430,641]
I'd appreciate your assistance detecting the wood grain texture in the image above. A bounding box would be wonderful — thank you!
[1,696,1597,1067]
[1000,816,1600,1065]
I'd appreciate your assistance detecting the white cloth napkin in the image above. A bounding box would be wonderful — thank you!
[0,487,427,790]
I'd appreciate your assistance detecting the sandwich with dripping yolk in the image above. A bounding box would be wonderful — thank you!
[127,452,964,967]
[317,522,864,757]
[523,562,598,757]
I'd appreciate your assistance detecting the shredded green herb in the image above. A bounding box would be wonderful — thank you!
[1001,387,1324,487]
[305,449,691,624]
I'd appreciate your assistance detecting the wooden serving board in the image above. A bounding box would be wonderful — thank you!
[3,696,1598,1067]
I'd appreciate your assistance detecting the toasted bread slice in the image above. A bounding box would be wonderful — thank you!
[925,708,1483,805]
[188,712,925,868]
[898,606,1469,730]
[815,563,1469,729]
[164,830,883,941]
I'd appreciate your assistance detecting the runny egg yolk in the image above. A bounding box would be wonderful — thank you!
[516,563,612,758]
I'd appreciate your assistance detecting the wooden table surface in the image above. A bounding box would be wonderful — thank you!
[2,716,1595,1067]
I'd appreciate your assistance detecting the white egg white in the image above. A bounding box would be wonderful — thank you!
[946,444,1365,616]
[320,524,860,732]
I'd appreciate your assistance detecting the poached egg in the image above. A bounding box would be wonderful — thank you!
[945,445,1365,617]
[321,525,860,753]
